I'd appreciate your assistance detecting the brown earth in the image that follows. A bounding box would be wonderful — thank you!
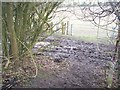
[19,35,118,88]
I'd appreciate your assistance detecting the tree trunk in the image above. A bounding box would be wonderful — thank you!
[6,3,19,62]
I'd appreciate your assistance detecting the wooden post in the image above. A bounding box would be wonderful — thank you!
[61,22,65,35]
[64,23,66,35]
[71,24,73,36]
[66,21,69,35]
[56,25,59,33]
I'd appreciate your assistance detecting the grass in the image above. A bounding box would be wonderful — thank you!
[76,36,115,45]
[53,33,115,45]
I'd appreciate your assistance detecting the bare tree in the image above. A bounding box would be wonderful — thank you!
[58,0,120,88]
[79,1,120,88]
[2,2,62,89]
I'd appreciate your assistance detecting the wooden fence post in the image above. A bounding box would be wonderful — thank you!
[71,24,73,36]
[61,22,65,35]
[66,21,69,35]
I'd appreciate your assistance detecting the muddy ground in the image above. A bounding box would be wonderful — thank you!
[21,35,117,88]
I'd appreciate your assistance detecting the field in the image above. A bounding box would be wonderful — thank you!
[2,6,118,89]
[53,7,117,44]
[20,35,118,88]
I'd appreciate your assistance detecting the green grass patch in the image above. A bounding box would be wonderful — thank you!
[53,33,115,45]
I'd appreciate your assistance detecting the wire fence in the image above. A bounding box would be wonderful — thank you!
[53,20,117,44]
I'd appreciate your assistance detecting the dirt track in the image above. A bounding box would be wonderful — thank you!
[22,35,117,88]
